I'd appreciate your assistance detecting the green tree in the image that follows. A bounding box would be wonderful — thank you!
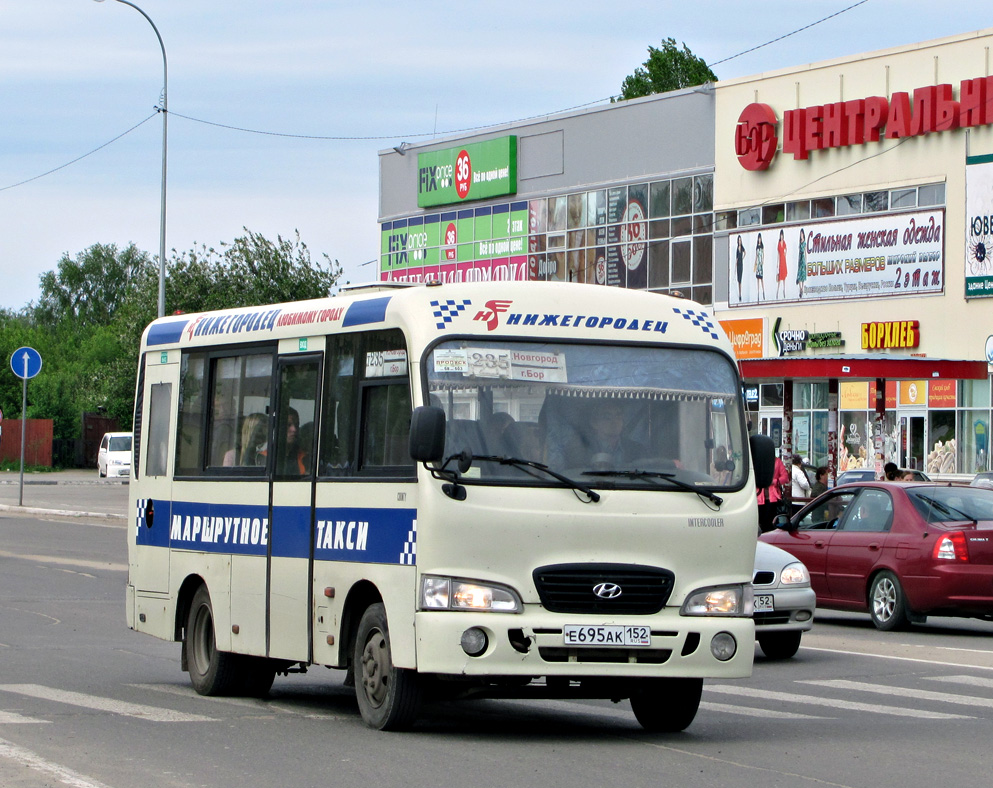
[617,38,717,101]
[35,243,150,327]
[105,228,344,429]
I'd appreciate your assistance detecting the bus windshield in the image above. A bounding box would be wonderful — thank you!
[425,339,747,490]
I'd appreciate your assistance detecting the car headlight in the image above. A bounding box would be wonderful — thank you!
[681,584,752,616]
[420,575,522,613]
[780,562,810,585]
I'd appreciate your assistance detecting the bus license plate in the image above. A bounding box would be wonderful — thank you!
[754,594,774,612]
[563,625,651,647]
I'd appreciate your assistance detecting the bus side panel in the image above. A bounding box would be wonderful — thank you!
[231,555,268,656]
[310,482,419,668]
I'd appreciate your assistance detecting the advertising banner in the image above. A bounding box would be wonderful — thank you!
[728,209,944,307]
[417,137,517,208]
[965,154,993,298]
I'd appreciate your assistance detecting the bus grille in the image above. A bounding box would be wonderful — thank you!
[532,564,675,614]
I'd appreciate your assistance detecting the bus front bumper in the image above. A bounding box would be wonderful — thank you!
[414,608,755,679]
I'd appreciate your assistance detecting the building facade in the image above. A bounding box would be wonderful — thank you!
[378,28,993,480]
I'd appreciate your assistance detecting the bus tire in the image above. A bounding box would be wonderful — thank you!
[353,603,422,730]
[629,677,703,733]
[185,585,240,696]
[757,630,802,660]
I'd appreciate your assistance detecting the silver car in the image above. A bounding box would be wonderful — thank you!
[752,541,816,659]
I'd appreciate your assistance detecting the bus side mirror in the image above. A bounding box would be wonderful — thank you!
[750,433,776,490]
[409,406,446,463]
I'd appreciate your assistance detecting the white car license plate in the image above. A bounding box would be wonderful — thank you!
[754,594,774,612]
[562,625,651,647]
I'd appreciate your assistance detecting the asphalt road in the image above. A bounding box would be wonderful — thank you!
[2,491,993,788]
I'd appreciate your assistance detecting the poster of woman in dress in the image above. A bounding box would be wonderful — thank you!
[754,233,767,300]
[776,229,788,298]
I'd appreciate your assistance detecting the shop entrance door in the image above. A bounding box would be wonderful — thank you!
[760,416,783,451]
[900,414,926,471]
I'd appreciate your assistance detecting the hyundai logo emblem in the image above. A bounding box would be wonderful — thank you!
[593,582,622,599]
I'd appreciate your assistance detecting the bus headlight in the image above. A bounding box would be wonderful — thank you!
[680,584,751,616]
[420,576,522,613]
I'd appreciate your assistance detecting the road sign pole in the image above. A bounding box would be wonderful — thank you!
[19,359,27,506]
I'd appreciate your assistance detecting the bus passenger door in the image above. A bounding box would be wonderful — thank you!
[267,352,322,662]
[131,351,179,596]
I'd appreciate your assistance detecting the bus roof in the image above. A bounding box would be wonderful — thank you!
[140,281,734,358]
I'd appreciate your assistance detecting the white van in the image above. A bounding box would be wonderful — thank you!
[97,432,132,478]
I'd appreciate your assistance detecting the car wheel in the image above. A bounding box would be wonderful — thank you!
[869,571,909,631]
[353,603,422,730]
[629,677,703,732]
[757,630,802,660]
[185,585,240,695]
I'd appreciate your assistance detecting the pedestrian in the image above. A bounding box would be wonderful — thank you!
[810,466,829,497]
[791,455,811,514]
[757,453,789,533]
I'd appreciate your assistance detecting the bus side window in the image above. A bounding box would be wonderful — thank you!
[146,382,172,477]
[319,328,409,478]
[360,382,413,471]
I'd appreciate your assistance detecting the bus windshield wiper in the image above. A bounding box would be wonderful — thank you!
[471,455,600,503]
[583,469,723,507]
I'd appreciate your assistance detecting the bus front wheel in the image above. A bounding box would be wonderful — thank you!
[629,677,703,732]
[353,603,422,730]
[185,585,240,696]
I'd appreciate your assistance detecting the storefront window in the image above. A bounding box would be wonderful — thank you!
[918,183,945,206]
[840,412,870,472]
[761,384,784,408]
[837,194,862,215]
[958,410,989,474]
[649,182,670,218]
[960,378,991,408]
[890,188,916,209]
[926,411,956,475]
[786,201,810,221]
[864,191,888,212]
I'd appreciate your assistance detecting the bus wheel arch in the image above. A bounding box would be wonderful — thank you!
[339,580,383,671]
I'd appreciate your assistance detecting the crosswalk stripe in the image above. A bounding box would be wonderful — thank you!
[0,684,215,723]
[707,683,972,719]
[926,674,993,690]
[699,701,826,719]
[0,737,111,788]
[802,679,993,709]
[0,710,49,724]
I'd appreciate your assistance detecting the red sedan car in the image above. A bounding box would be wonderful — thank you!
[760,482,993,630]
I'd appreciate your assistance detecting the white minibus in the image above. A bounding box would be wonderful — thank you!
[127,280,773,731]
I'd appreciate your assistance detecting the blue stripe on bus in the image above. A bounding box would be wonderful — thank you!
[135,499,417,565]
[341,297,392,327]
[146,319,191,346]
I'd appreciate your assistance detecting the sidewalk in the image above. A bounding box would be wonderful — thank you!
[0,469,128,520]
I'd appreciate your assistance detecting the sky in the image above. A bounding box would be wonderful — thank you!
[0,0,988,311]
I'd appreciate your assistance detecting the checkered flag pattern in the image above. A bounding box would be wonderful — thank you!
[400,520,418,566]
[135,498,149,536]
[672,307,720,340]
[430,299,471,330]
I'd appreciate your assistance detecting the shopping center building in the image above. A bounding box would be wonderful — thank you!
[377,27,993,481]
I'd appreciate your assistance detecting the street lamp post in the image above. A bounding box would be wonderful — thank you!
[95,0,168,318]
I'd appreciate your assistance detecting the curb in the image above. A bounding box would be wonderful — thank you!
[0,504,126,522]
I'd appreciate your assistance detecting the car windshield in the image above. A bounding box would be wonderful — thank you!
[108,436,132,452]
[909,486,993,522]
[425,339,747,490]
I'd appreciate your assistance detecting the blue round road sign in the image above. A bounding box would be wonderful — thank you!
[10,346,42,379]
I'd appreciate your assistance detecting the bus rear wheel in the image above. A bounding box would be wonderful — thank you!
[185,585,240,696]
[353,603,422,730]
[629,677,703,732]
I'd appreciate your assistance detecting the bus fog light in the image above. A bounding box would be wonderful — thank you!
[710,632,737,661]
[461,627,488,657]
[796,610,812,622]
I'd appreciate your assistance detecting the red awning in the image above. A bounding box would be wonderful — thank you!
[739,356,988,382]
